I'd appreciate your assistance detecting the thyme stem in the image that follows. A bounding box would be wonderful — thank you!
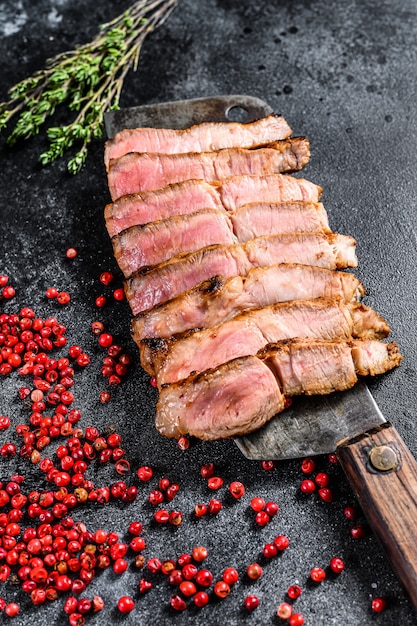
[0,0,178,174]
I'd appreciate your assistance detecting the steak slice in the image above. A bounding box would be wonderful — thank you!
[125,234,357,314]
[105,180,223,238]
[104,113,293,169]
[112,209,237,277]
[155,339,402,439]
[113,202,332,278]
[141,298,390,384]
[156,355,285,440]
[218,174,321,210]
[244,233,357,270]
[107,138,310,199]
[264,339,402,394]
[230,201,330,241]
[131,265,365,341]
[106,173,321,231]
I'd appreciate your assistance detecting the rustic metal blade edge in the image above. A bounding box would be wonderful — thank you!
[235,383,386,460]
[104,94,274,137]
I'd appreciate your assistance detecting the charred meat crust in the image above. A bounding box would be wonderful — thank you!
[140,297,391,385]
[130,266,366,342]
[131,275,227,322]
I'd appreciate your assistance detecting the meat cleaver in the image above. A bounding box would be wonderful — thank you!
[105,95,417,610]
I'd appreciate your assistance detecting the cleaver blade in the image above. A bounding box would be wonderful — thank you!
[104,94,273,138]
[104,95,417,612]
[235,382,385,460]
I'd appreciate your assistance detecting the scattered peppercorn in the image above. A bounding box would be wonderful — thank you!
[329,557,345,574]
[66,248,78,259]
[371,597,387,613]
[117,596,134,613]
[310,567,326,583]
[244,595,259,610]
[277,602,293,619]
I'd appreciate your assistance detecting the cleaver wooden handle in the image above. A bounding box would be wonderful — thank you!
[337,422,417,610]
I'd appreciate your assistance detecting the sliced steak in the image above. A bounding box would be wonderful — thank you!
[107,138,310,199]
[141,298,390,384]
[131,265,365,341]
[125,233,357,314]
[104,113,293,169]
[218,174,321,209]
[108,170,320,205]
[126,244,247,315]
[264,339,402,395]
[231,201,330,240]
[155,339,402,439]
[266,339,358,397]
[114,202,332,278]
[106,173,321,231]
[112,209,237,277]
[105,180,223,238]
[245,233,357,270]
[350,340,402,376]
[155,355,285,440]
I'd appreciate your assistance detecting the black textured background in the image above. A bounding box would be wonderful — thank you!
[0,1,417,624]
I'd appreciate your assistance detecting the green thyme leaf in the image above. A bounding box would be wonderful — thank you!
[0,0,178,174]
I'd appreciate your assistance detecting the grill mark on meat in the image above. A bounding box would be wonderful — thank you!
[112,209,237,277]
[107,138,310,199]
[125,244,246,314]
[125,234,357,315]
[155,339,402,440]
[113,202,332,279]
[104,113,293,169]
[131,265,365,341]
[140,298,390,385]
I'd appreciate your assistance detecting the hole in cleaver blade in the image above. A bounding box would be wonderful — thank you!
[104,95,274,137]
[235,382,386,461]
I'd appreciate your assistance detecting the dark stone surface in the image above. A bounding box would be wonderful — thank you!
[0,0,417,624]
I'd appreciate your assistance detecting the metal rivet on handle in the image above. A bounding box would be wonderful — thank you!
[369,445,398,472]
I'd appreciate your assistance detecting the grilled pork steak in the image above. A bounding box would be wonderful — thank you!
[105,174,321,233]
[155,339,402,439]
[140,298,390,385]
[104,113,293,169]
[109,168,320,203]
[105,180,223,238]
[113,202,332,278]
[107,138,310,199]
[245,233,357,270]
[112,209,237,277]
[103,112,401,443]
[230,201,330,240]
[125,233,357,315]
[217,174,321,210]
[131,265,365,341]
[156,356,285,441]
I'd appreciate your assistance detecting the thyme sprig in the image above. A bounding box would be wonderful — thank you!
[0,0,178,174]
